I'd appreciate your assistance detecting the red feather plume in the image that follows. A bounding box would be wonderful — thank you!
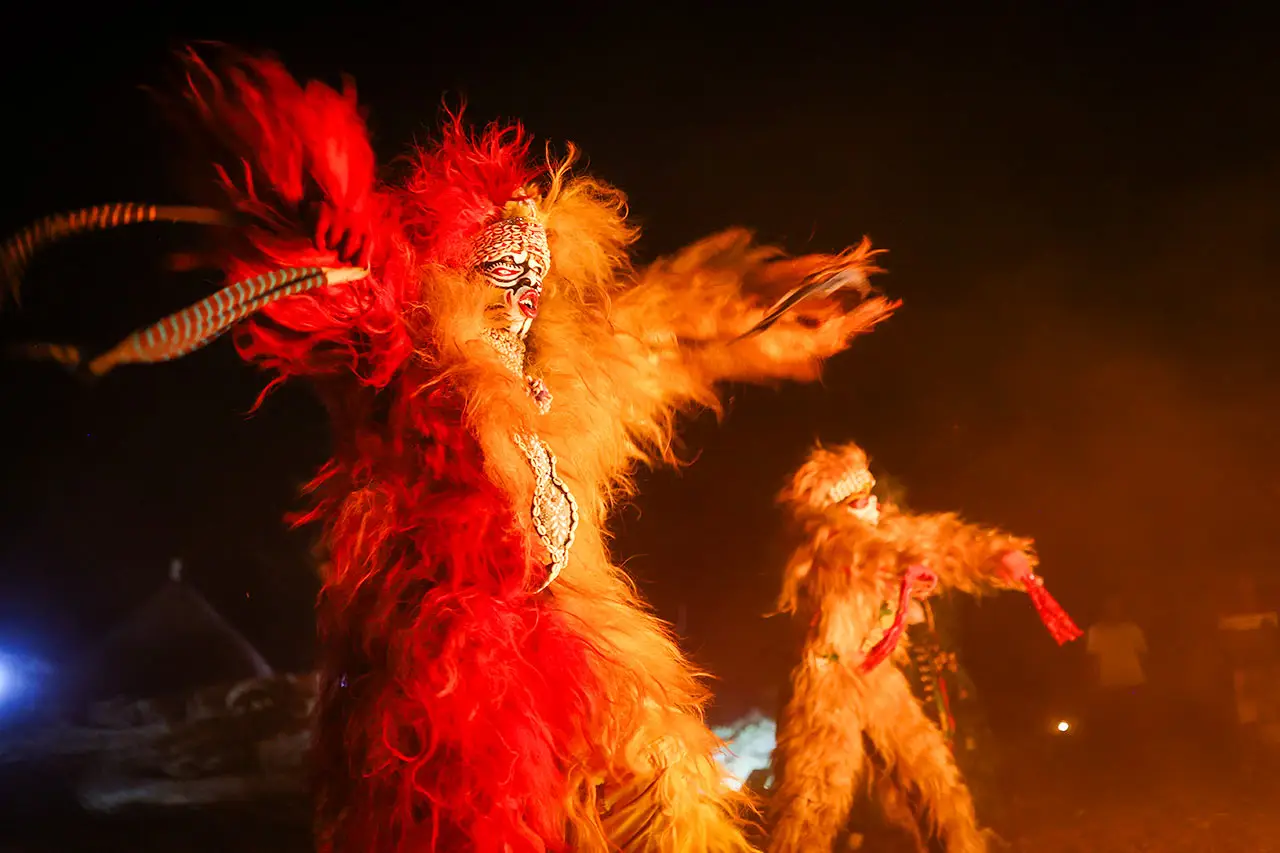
[399,112,542,267]
[177,47,413,386]
[177,51,544,389]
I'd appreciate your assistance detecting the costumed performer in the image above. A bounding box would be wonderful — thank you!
[767,441,1080,853]
[1,50,898,853]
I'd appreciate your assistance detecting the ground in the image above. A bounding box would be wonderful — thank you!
[994,729,1280,853]
[1,721,1277,851]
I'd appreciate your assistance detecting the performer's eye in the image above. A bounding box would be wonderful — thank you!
[484,262,521,278]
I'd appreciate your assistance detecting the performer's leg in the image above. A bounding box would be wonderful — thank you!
[863,667,987,853]
[768,660,868,853]
[313,577,609,853]
[311,505,625,853]
[554,547,757,852]
[871,768,930,852]
[594,701,756,852]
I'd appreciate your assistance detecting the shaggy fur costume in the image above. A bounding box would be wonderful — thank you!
[767,442,1074,853]
[3,50,900,852]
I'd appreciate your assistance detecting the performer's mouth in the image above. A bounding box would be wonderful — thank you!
[851,496,870,509]
[516,287,540,319]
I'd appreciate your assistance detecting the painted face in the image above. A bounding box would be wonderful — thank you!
[826,467,880,525]
[469,216,551,339]
[847,493,881,526]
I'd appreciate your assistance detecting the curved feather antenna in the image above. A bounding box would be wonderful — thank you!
[0,203,240,303]
[11,265,368,377]
[7,343,88,375]
[733,265,874,342]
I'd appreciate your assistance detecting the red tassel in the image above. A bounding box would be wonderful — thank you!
[936,674,956,744]
[861,565,937,673]
[1024,575,1082,645]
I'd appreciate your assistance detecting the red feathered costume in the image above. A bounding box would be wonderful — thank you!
[4,50,898,852]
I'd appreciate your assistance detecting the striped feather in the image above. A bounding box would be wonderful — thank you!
[733,266,874,342]
[87,267,330,375]
[0,203,238,303]
[10,265,368,377]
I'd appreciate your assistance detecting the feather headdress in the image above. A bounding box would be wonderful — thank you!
[0,48,548,388]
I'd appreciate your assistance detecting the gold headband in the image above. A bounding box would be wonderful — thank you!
[467,215,550,273]
[826,467,875,507]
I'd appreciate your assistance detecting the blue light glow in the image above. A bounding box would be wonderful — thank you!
[0,650,49,718]
[0,656,13,701]
[712,709,777,791]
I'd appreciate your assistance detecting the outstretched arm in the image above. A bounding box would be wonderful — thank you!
[881,508,1083,644]
[775,526,829,618]
[607,229,897,433]
[879,509,1034,596]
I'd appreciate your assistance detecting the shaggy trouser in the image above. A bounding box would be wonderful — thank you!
[769,654,866,852]
[312,582,606,852]
[864,669,986,852]
[557,563,758,853]
[593,729,754,852]
[314,587,752,853]
[770,658,985,853]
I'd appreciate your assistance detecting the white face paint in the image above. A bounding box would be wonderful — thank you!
[822,463,881,525]
[469,216,551,339]
[847,493,881,526]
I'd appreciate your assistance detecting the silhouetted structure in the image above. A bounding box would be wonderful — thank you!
[74,560,273,703]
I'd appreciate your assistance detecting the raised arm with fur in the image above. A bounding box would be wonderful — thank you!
[519,179,897,511]
[878,508,1035,596]
[606,230,896,453]
[879,507,1080,645]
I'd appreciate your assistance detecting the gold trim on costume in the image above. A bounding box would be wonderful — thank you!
[482,325,579,590]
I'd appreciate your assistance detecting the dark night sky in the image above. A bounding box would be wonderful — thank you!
[2,4,1277,715]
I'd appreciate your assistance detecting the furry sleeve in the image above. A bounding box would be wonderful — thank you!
[529,231,895,510]
[878,510,1035,596]
[776,525,828,617]
[563,225,901,473]
[620,229,895,383]
[175,49,416,387]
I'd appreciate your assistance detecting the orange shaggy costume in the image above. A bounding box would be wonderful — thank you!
[767,442,1079,853]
